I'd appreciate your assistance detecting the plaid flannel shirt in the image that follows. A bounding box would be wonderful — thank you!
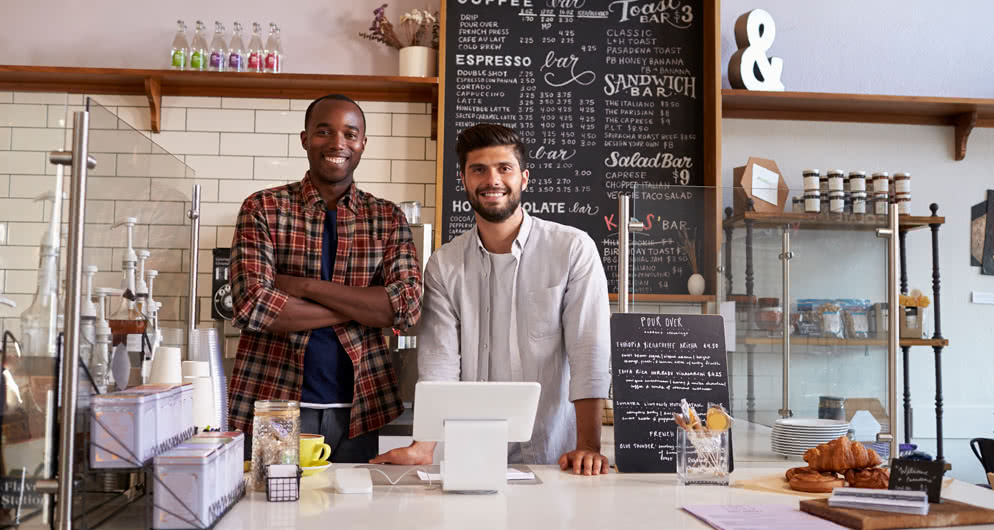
[228,173,422,438]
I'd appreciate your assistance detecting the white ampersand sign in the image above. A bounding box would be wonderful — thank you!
[728,9,785,91]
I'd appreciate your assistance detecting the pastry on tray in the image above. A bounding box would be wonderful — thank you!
[803,436,882,473]
[785,467,845,493]
[844,467,890,489]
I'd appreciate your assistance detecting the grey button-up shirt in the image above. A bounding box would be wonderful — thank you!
[418,212,611,464]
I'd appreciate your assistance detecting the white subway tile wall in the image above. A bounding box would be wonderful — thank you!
[0,92,437,337]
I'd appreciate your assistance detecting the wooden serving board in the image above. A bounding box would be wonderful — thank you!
[733,474,831,498]
[734,474,954,500]
[800,498,994,529]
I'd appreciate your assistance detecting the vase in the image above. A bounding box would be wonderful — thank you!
[398,46,437,77]
[687,273,705,296]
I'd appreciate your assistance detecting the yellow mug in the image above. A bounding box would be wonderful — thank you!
[300,434,332,467]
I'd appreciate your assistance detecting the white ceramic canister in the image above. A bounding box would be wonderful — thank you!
[827,170,845,192]
[803,169,821,193]
[829,191,845,213]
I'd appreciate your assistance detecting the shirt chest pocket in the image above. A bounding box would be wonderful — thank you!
[345,238,385,286]
[524,284,564,340]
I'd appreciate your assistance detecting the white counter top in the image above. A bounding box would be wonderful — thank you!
[208,463,994,530]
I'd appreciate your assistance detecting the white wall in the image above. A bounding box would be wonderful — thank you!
[718,0,994,485]
[723,120,994,486]
[3,0,434,75]
[720,0,994,98]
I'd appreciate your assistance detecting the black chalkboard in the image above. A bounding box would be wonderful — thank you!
[441,0,706,295]
[889,459,945,503]
[610,313,729,473]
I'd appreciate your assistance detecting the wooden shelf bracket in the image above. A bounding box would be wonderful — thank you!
[144,76,162,133]
[954,111,977,161]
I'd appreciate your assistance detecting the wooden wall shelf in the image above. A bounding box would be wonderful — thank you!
[743,336,949,348]
[723,211,945,232]
[722,89,994,160]
[0,65,439,134]
[608,294,715,304]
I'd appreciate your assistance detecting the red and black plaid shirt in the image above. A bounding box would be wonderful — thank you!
[228,173,422,438]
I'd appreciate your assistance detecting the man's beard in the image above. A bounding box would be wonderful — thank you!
[467,187,521,223]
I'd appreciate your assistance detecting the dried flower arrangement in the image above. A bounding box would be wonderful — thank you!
[359,4,440,50]
[677,227,699,275]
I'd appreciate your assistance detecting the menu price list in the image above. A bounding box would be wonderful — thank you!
[443,0,705,295]
[610,314,729,473]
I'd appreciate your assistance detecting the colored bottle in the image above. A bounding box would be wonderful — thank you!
[209,21,227,72]
[170,20,190,70]
[264,23,283,73]
[247,22,264,72]
[228,22,246,72]
[190,20,209,71]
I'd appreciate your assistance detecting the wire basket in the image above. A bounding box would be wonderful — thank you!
[264,465,302,502]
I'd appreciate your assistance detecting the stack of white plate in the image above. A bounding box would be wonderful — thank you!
[771,418,851,457]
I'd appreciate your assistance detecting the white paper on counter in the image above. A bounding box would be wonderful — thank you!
[750,164,780,205]
[416,469,535,482]
[682,505,848,530]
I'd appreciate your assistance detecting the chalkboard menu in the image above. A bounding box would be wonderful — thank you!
[441,0,706,295]
[610,313,729,473]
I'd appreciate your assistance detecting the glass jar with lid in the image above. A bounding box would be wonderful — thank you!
[754,297,783,335]
[251,400,300,490]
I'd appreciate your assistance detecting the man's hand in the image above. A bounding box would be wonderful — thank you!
[558,448,610,476]
[369,441,436,465]
[275,274,309,299]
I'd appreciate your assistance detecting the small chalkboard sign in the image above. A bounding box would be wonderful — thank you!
[611,313,730,473]
[889,459,946,503]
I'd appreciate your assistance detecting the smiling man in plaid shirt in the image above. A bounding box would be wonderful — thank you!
[228,94,422,462]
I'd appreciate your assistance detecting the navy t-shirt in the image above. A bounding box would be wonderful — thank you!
[300,209,355,404]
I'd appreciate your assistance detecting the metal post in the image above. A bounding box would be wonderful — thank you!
[618,195,631,314]
[57,110,93,530]
[778,226,793,418]
[187,185,202,356]
[616,195,643,313]
[928,203,944,462]
[876,207,900,461]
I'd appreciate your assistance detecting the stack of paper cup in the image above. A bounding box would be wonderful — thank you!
[149,346,183,385]
[183,360,214,430]
[190,328,228,430]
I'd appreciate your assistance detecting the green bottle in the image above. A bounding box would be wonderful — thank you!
[170,20,190,70]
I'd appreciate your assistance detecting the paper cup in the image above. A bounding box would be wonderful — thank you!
[149,346,182,385]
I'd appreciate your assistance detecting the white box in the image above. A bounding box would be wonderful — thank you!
[91,392,157,467]
[153,447,219,529]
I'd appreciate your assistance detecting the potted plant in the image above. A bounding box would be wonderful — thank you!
[359,4,440,77]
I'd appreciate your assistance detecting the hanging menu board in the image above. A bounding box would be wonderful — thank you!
[611,313,729,473]
[441,0,706,295]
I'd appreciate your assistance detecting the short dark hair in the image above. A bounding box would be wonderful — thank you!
[304,94,367,131]
[455,123,526,172]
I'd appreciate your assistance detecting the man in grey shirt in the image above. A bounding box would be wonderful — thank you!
[371,123,611,475]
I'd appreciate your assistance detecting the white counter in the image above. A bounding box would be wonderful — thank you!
[209,463,994,530]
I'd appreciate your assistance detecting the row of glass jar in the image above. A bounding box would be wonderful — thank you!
[796,169,911,215]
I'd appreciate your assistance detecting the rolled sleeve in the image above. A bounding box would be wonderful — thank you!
[383,208,423,330]
[562,235,612,402]
[230,198,289,332]
[416,255,461,382]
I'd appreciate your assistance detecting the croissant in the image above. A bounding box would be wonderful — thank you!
[803,436,882,472]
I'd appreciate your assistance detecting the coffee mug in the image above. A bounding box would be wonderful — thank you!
[970,438,994,473]
[300,434,332,467]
